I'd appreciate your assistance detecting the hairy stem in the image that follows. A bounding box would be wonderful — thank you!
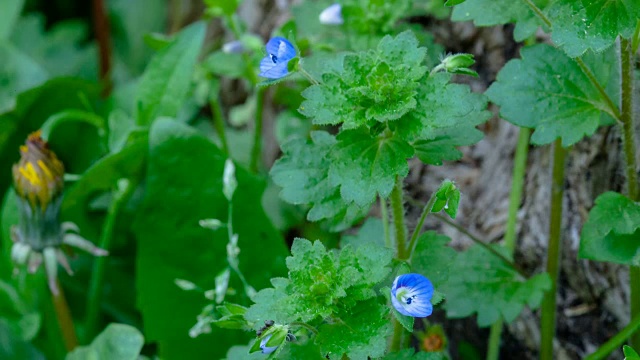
[540,140,567,360]
[92,0,112,96]
[390,176,408,260]
[585,311,640,360]
[522,0,551,27]
[210,96,230,155]
[380,196,391,248]
[249,89,264,173]
[486,127,531,360]
[85,179,136,341]
[620,36,640,348]
[52,278,78,351]
[390,317,406,352]
[407,192,437,261]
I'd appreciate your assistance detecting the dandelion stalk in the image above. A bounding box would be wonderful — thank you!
[85,178,136,341]
[51,279,78,351]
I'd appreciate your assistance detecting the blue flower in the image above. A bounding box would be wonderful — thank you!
[259,37,296,79]
[391,273,434,317]
[260,334,278,354]
[319,4,343,25]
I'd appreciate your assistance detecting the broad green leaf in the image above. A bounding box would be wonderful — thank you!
[10,15,97,79]
[0,321,45,360]
[441,244,551,327]
[329,129,414,207]
[451,0,549,41]
[135,22,205,125]
[393,73,490,142]
[579,192,640,265]
[0,0,24,40]
[0,43,48,114]
[66,324,143,360]
[411,231,458,287]
[548,0,640,57]
[382,286,414,332]
[624,345,640,360]
[414,126,483,166]
[431,180,460,219]
[486,44,618,147]
[246,239,393,326]
[133,119,288,359]
[270,131,368,231]
[107,110,137,153]
[315,298,392,360]
[341,217,386,249]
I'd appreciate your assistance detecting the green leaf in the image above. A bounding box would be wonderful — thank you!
[441,244,551,327]
[133,119,288,359]
[383,349,446,359]
[451,0,548,41]
[315,298,392,360]
[394,73,490,142]
[204,0,241,16]
[414,126,483,166]
[579,192,640,265]
[300,31,427,129]
[382,286,414,332]
[341,217,387,249]
[624,345,640,360]
[66,324,144,360]
[431,180,460,219]
[270,131,368,231]
[486,44,618,147]
[135,22,205,125]
[0,0,24,40]
[411,231,458,287]
[245,239,393,326]
[0,43,48,114]
[329,129,414,207]
[548,0,640,57]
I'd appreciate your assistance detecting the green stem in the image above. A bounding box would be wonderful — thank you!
[85,179,136,342]
[389,176,408,351]
[585,311,640,360]
[521,0,551,27]
[249,89,264,173]
[290,322,319,335]
[406,192,437,261]
[380,196,391,248]
[486,127,531,360]
[298,65,319,85]
[620,36,640,348]
[210,96,230,155]
[434,213,526,277]
[632,20,640,53]
[540,140,567,360]
[52,279,78,351]
[390,176,408,260]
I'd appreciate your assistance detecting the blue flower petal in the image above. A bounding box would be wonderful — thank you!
[319,4,343,25]
[259,37,296,79]
[391,273,434,318]
[260,334,278,354]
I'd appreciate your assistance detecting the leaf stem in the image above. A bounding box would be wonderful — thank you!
[52,279,78,351]
[390,176,408,260]
[521,0,551,27]
[380,196,391,248]
[210,96,230,155]
[620,36,640,348]
[406,192,437,261]
[486,127,531,360]
[574,57,621,122]
[585,310,640,360]
[390,317,406,352]
[85,178,136,341]
[632,20,640,53]
[540,140,567,360]
[433,213,526,277]
[298,66,320,85]
[290,322,319,335]
[249,88,265,173]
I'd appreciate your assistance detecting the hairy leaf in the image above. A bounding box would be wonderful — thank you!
[487,44,618,147]
[66,324,143,360]
[548,0,640,57]
[441,244,551,327]
[411,231,457,287]
[414,126,483,166]
[579,192,640,265]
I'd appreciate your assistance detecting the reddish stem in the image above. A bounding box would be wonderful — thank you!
[92,0,112,96]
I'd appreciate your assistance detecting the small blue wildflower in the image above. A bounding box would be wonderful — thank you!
[259,37,296,79]
[222,40,245,54]
[319,4,343,25]
[260,334,278,354]
[391,273,434,317]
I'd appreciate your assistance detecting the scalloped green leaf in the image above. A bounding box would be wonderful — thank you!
[441,244,551,327]
[579,192,640,265]
[486,44,619,147]
[66,324,144,360]
[414,126,483,166]
[548,0,640,57]
[329,129,414,207]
